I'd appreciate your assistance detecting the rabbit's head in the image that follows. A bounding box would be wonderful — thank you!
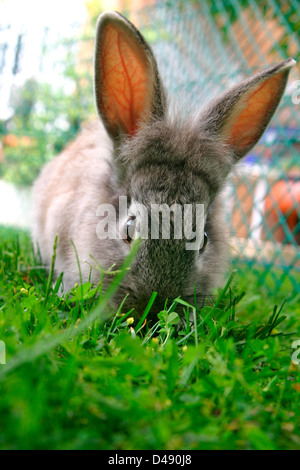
[94,11,295,315]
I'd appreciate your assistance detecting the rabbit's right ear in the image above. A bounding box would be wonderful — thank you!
[200,58,295,161]
[94,11,166,140]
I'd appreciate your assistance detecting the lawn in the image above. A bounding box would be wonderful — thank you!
[0,226,299,450]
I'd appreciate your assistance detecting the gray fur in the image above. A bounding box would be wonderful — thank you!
[32,11,295,318]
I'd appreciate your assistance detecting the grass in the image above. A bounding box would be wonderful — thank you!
[0,226,299,450]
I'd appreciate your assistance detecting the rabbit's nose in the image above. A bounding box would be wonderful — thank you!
[122,293,170,320]
[138,294,179,319]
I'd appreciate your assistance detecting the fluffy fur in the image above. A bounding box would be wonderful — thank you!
[32,11,295,317]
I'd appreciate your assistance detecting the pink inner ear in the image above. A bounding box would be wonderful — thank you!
[226,72,285,150]
[99,24,152,136]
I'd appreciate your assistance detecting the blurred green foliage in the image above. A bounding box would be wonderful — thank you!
[0,35,95,186]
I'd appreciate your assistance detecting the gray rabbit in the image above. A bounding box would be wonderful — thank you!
[32,11,295,316]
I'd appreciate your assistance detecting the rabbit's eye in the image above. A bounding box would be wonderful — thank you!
[122,216,136,244]
[199,231,208,254]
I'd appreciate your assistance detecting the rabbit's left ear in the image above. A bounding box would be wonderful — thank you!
[201,58,296,160]
[94,11,166,140]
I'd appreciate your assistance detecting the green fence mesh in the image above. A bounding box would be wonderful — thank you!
[134,0,300,294]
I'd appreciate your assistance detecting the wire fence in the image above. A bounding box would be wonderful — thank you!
[0,0,299,293]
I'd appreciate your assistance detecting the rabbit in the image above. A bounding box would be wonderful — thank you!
[32,11,295,317]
